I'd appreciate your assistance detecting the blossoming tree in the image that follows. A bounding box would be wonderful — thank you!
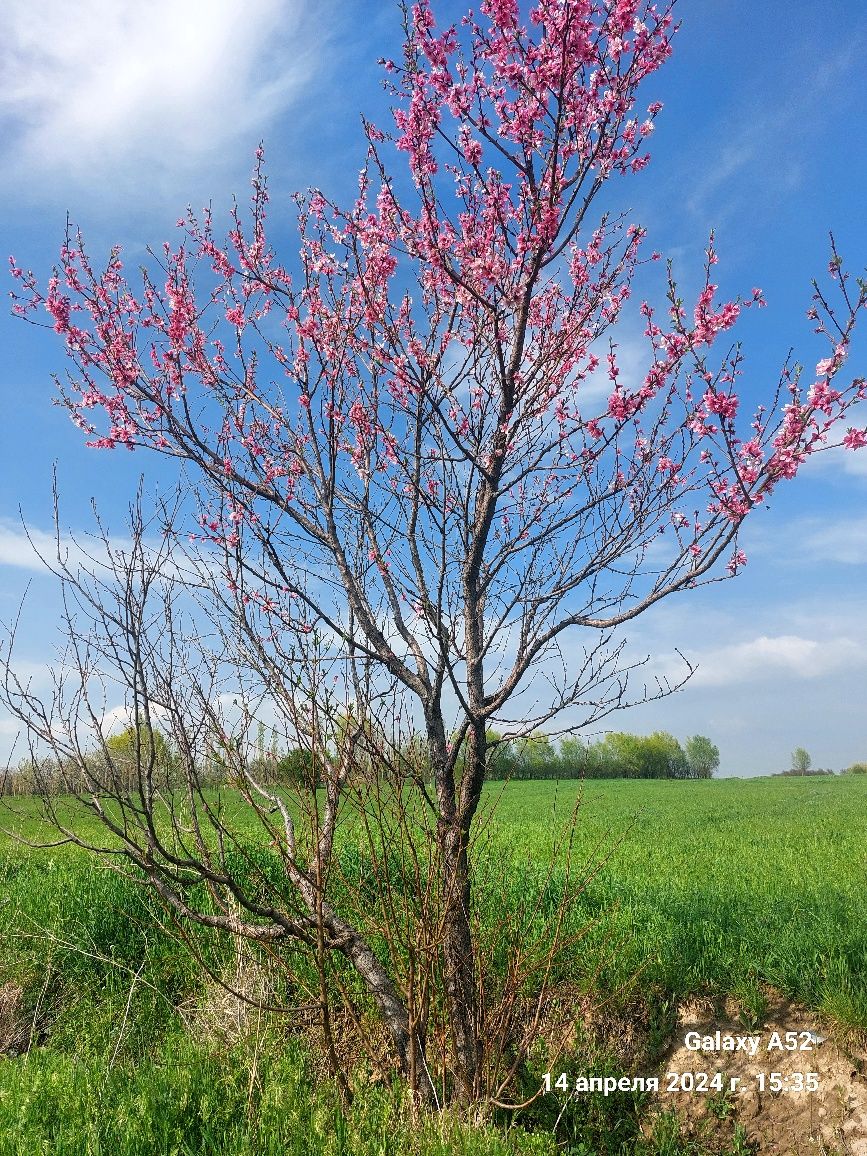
[7,0,866,1105]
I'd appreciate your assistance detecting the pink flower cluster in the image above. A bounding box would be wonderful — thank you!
[7,0,867,596]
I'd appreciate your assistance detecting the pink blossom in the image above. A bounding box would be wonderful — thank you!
[808,381,841,416]
[608,391,634,421]
[45,275,71,333]
[703,388,739,421]
[816,345,846,378]
[727,550,747,575]
[843,427,867,450]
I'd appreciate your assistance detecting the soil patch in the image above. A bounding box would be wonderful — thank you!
[656,993,867,1154]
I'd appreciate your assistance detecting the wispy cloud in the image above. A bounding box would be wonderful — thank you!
[0,0,330,207]
[682,28,866,227]
[807,442,867,482]
[744,510,867,567]
[655,632,864,689]
[797,517,867,566]
[0,518,225,582]
[0,522,63,571]
[0,520,120,572]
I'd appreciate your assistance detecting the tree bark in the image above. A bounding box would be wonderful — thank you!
[333,910,437,1107]
[440,821,481,1103]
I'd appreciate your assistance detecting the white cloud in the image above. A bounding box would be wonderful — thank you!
[0,519,130,573]
[0,517,224,584]
[660,633,864,689]
[97,702,172,739]
[808,442,867,481]
[581,330,651,406]
[798,518,867,566]
[0,0,329,204]
[0,522,61,571]
[744,509,867,567]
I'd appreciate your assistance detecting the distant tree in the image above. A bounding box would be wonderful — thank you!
[558,736,589,777]
[105,724,175,792]
[600,730,685,778]
[274,748,317,788]
[791,747,813,775]
[482,730,519,781]
[843,762,867,775]
[0,756,53,797]
[685,734,720,779]
[600,732,643,778]
[642,731,688,779]
[511,733,557,779]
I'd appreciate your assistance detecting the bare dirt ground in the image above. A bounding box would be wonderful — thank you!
[655,993,867,1154]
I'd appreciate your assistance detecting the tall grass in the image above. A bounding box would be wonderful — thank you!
[0,1040,568,1156]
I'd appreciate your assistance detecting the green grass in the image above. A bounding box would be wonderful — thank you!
[0,1039,566,1156]
[1,775,865,1154]
[484,775,867,1023]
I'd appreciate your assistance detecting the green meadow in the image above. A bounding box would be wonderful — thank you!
[1,775,864,1155]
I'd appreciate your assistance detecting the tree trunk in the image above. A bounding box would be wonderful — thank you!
[440,821,481,1103]
[334,911,438,1107]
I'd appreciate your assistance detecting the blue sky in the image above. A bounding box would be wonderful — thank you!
[1,0,866,775]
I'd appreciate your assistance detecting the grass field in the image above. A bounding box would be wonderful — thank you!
[1,775,865,1154]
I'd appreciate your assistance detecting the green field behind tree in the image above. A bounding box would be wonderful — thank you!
[1,775,865,1155]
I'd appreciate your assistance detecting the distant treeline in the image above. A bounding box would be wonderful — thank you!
[0,724,326,798]
[478,731,720,781]
[1,726,722,796]
[773,768,835,777]
[7,727,867,796]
